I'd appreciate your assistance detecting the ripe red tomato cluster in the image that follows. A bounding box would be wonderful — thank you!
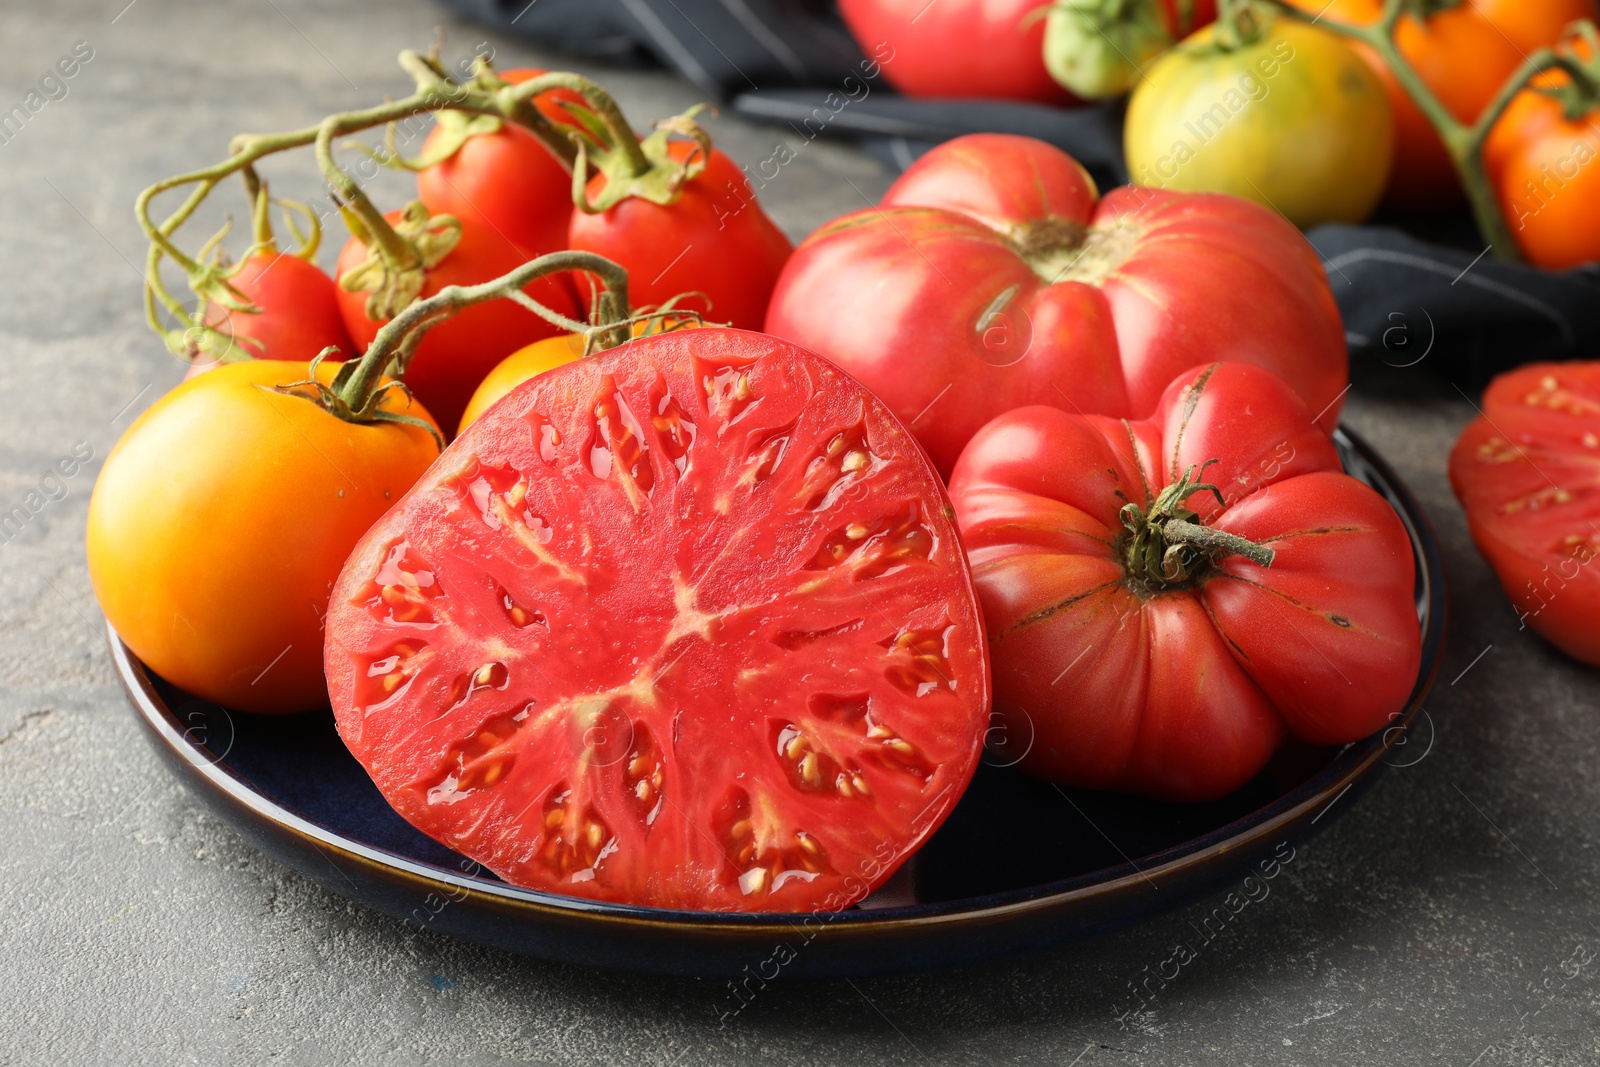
[99,75,1432,913]
[201,68,793,433]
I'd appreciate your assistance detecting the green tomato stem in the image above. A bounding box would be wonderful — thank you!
[332,250,633,420]
[1272,2,1600,264]
[133,49,666,357]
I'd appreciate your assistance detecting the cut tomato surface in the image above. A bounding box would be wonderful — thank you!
[325,328,990,912]
[1450,362,1600,665]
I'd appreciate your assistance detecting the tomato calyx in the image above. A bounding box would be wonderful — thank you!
[1532,23,1600,122]
[1208,0,1273,51]
[169,176,326,366]
[1119,459,1275,588]
[335,199,463,322]
[574,104,714,214]
[279,250,640,447]
[1037,0,1176,99]
[1013,215,1143,285]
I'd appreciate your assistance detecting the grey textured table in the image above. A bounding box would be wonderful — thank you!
[3,1,1597,1064]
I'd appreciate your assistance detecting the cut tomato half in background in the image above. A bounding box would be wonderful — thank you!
[1450,362,1600,666]
[324,328,990,912]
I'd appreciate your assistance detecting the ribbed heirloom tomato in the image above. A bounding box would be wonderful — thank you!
[1450,363,1600,665]
[324,328,990,911]
[765,134,1348,476]
[948,363,1421,802]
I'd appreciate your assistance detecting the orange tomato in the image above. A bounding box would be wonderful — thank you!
[88,360,440,713]
[1285,0,1596,207]
[1489,100,1600,268]
[1484,31,1600,268]
[457,332,586,435]
[458,319,703,435]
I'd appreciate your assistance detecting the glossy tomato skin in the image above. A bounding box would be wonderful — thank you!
[457,321,702,435]
[415,69,578,260]
[457,332,586,435]
[336,212,581,434]
[325,328,990,911]
[88,360,440,713]
[1125,16,1393,227]
[188,252,356,380]
[1487,94,1600,270]
[839,0,1072,103]
[567,143,793,331]
[765,133,1348,476]
[1285,0,1595,207]
[1451,363,1600,664]
[949,363,1421,802]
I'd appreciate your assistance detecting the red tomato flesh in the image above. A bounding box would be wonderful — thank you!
[1450,362,1600,665]
[324,328,990,911]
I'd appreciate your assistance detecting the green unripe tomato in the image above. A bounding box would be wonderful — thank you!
[1043,0,1174,100]
[1124,5,1393,228]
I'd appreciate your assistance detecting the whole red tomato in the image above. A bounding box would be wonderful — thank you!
[1450,363,1600,665]
[336,211,580,433]
[949,362,1421,802]
[567,141,793,331]
[187,252,355,380]
[416,68,584,259]
[1286,0,1596,207]
[324,328,990,910]
[839,0,1073,103]
[765,134,1348,476]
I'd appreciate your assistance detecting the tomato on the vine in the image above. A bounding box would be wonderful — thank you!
[89,359,441,713]
[567,142,793,332]
[415,68,585,260]
[1484,49,1600,271]
[1285,0,1596,206]
[839,0,1073,104]
[1451,362,1600,665]
[949,362,1421,802]
[324,328,990,911]
[336,210,580,433]
[765,133,1348,476]
[187,251,355,380]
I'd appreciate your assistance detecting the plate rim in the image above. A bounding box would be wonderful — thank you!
[111,424,1448,939]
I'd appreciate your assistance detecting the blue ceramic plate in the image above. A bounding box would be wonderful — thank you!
[115,427,1445,980]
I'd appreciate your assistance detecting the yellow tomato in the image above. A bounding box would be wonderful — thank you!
[457,332,587,435]
[458,319,702,435]
[1125,10,1394,227]
[87,360,440,713]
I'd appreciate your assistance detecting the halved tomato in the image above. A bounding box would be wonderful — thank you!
[324,328,990,912]
[1450,362,1600,665]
